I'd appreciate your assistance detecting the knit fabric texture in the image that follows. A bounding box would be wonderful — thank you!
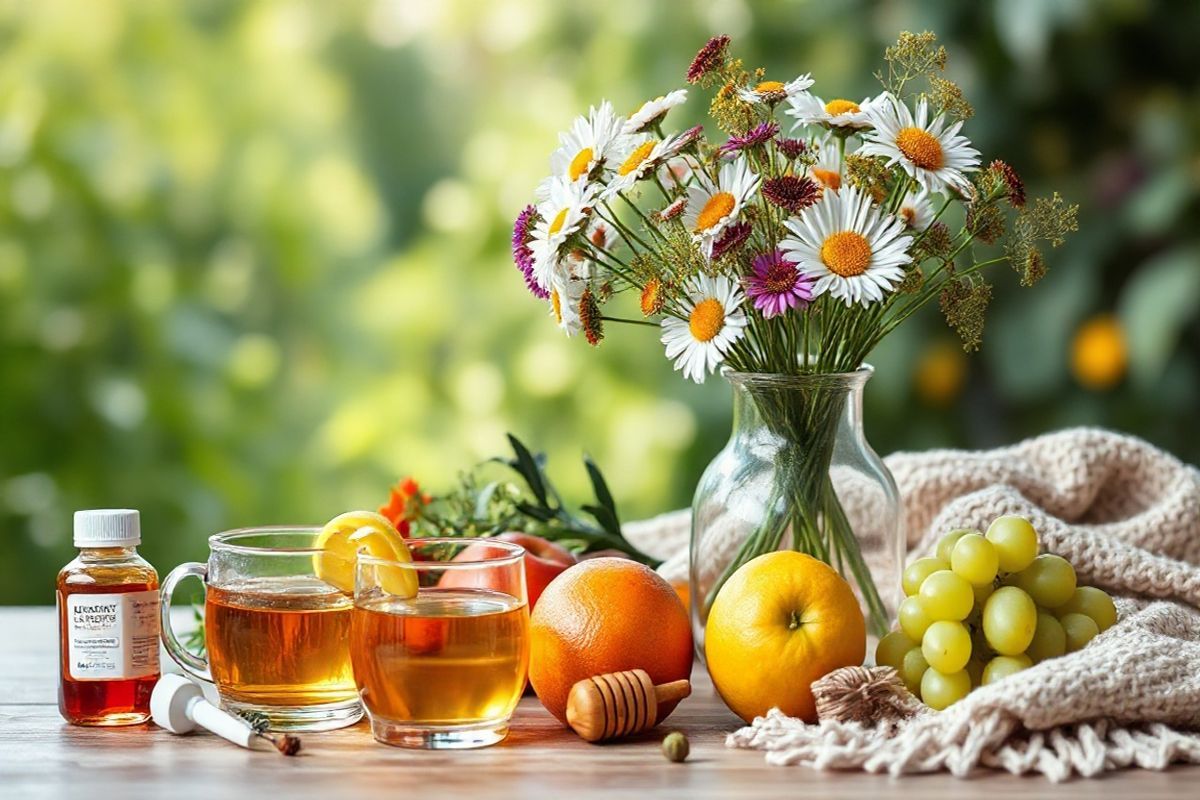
[623,427,1200,780]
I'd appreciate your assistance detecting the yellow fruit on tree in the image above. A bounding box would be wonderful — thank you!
[704,551,866,724]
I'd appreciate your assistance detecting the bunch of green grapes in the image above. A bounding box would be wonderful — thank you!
[875,516,1118,710]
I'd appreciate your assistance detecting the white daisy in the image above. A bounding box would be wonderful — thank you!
[682,156,760,257]
[737,74,814,105]
[602,133,685,198]
[858,95,981,194]
[549,100,628,184]
[624,89,687,134]
[780,185,913,307]
[898,188,935,231]
[660,274,748,384]
[785,92,880,130]
[808,136,845,193]
[548,273,586,337]
[530,176,597,290]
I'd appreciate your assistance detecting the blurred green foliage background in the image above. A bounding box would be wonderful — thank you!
[3,0,1198,603]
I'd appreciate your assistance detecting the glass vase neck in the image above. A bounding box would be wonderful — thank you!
[725,367,872,437]
[723,366,874,392]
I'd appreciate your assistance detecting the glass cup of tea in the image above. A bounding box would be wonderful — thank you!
[351,538,530,749]
[160,527,361,732]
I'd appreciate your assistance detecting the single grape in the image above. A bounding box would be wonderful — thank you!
[972,580,995,609]
[1060,612,1100,652]
[920,667,972,710]
[951,533,999,586]
[1025,611,1066,663]
[1013,554,1077,608]
[875,629,917,669]
[1057,586,1117,631]
[936,529,976,563]
[899,648,929,694]
[966,658,986,688]
[985,515,1039,573]
[921,620,972,673]
[902,557,948,596]
[981,654,1032,685]
[982,586,1037,655]
[918,570,975,621]
[899,595,933,640]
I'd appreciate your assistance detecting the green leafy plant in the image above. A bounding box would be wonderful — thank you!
[402,434,657,566]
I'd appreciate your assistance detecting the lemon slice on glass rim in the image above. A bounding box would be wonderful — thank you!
[314,510,418,598]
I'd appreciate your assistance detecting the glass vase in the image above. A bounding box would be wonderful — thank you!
[689,368,904,657]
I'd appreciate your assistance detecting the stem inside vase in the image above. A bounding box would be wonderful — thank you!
[690,368,901,653]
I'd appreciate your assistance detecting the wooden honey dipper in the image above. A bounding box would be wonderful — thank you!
[565,669,692,742]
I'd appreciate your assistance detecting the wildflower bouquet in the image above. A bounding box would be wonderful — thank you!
[511,32,1077,634]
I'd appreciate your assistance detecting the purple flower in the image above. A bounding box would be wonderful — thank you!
[777,137,806,160]
[719,122,779,155]
[744,250,813,318]
[762,175,819,214]
[512,205,548,299]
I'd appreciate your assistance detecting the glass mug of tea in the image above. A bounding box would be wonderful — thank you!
[160,527,361,732]
[351,538,530,749]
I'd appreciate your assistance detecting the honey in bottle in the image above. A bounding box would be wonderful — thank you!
[57,509,160,725]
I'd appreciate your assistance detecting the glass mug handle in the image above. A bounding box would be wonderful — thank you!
[159,562,212,682]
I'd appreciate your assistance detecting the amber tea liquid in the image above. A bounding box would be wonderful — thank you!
[205,577,357,707]
[351,589,529,726]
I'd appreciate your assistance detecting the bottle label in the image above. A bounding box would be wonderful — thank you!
[66,591,160,680]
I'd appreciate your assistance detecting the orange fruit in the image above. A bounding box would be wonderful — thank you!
[705,551,865,724]
[529,558,693,725]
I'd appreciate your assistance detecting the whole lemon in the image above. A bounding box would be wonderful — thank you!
[705,551,866,723]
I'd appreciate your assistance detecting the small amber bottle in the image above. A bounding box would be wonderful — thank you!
[57,509,160,725]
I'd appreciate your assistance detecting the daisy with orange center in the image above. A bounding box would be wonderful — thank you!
[808,136,845,193]
[602,132,686,198]
[785,91,881,130]
[660,274,747,384]
[736,74,813,105]
[780,185,913,306]
[530,175,597,290]
[859,94,980,194]
[549,100,628,184]
[682,156,760,257]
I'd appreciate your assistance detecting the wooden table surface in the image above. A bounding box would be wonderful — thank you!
[2,606,1195,798]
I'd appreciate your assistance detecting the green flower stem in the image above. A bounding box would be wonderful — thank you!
[618,191,670,244]
[601,315,659,328]
[594,204,644,254]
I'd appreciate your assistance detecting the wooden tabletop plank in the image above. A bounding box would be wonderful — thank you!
[2,607,1195,798]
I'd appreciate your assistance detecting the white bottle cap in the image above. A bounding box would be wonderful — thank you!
[74,509,141,547]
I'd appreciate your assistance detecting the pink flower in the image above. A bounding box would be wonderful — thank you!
[743,250,813,318]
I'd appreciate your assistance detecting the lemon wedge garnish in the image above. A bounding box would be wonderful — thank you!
[314,510,418,598]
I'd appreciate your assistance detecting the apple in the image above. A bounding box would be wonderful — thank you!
[440,532,577,611]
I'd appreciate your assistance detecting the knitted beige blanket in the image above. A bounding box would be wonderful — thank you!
[624,428,1200,780]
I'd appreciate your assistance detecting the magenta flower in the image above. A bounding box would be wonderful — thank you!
[776,137,807,160]
[744,250,814,318]
[512,205,548,299]
[719,122,779,155]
